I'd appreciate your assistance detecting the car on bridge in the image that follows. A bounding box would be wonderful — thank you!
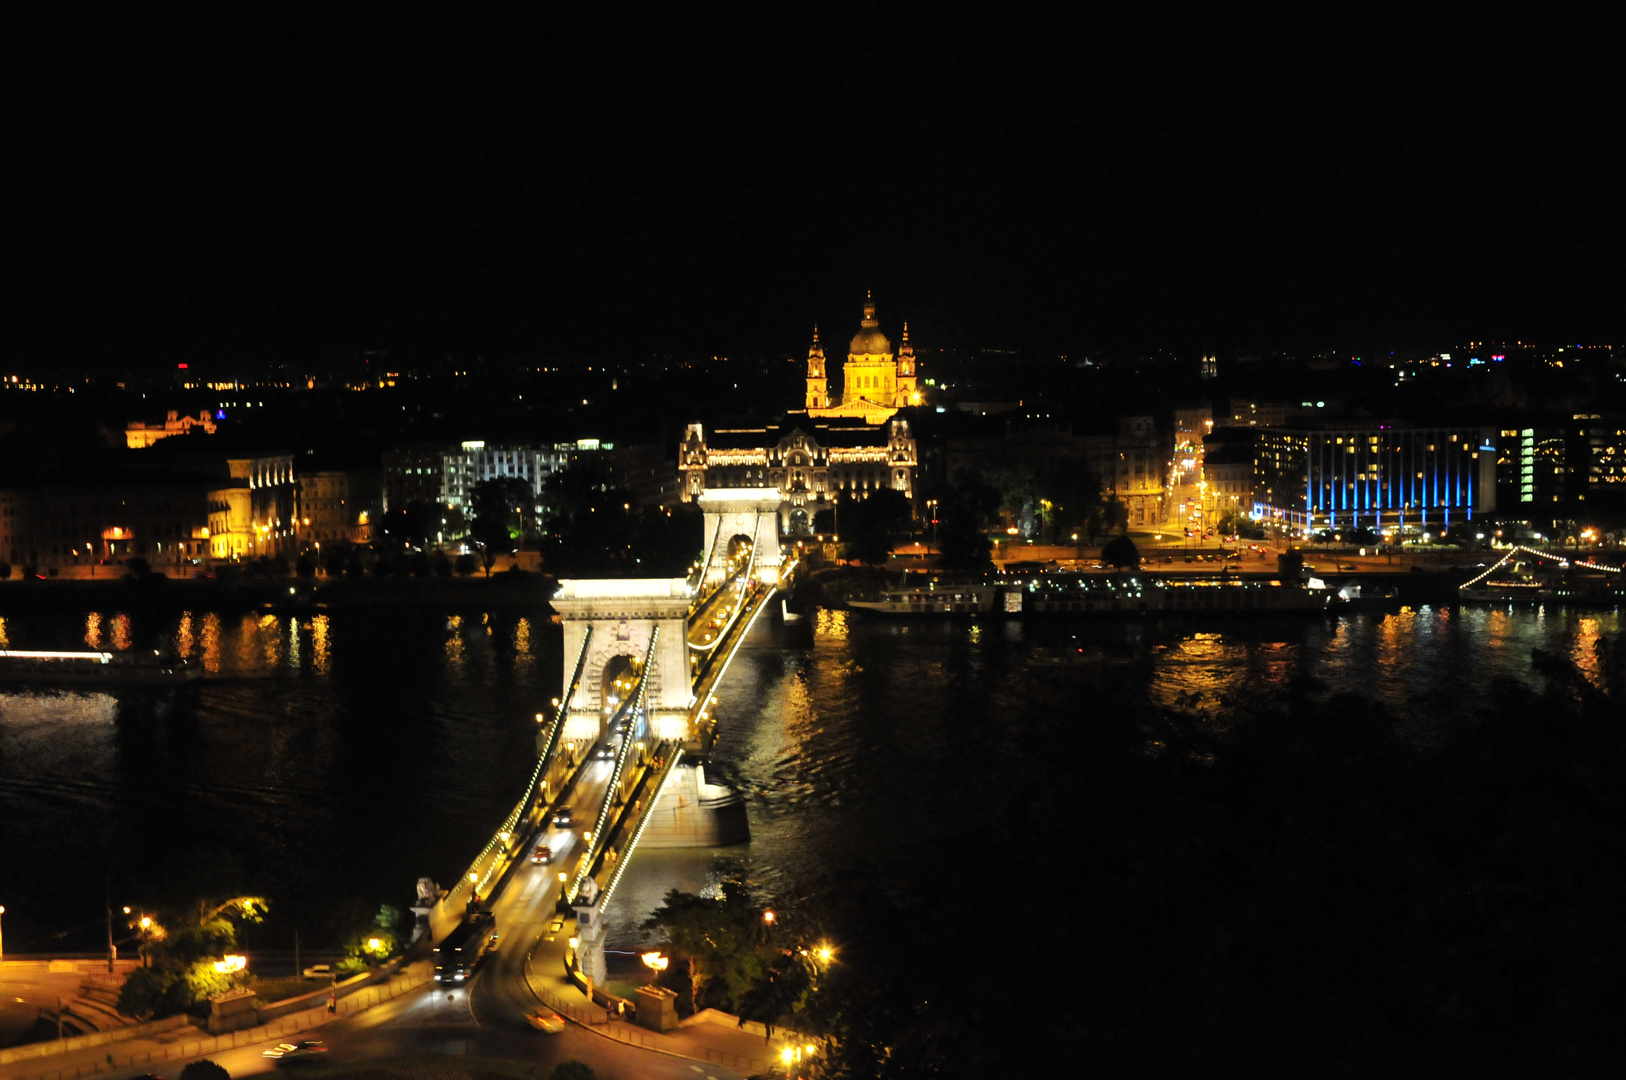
[531,844,553,864]
[552,806,574,827]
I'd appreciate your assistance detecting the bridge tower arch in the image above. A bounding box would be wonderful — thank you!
[552,579,694,746]
[696,487,784,589]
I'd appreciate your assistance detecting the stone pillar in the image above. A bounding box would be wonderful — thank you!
[636,985,680,1031]
[553,578,695,745]
[572,897,608,986]
[639,764,750,847]
[207,988,258,1034]
[695,489,784,589]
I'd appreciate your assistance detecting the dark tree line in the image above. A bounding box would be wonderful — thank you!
[538,460,703,576]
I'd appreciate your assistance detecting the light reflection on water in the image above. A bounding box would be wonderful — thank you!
[312,614,331,673]
[446,615,467,671]
[3,600,1621,958]
[603,603,1626,946]
[201,612,222,672]
[0,603,555,957]
[515,617,532,663]
[260,613,282,667]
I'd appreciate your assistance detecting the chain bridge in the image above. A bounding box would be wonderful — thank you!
[442,488,793,987]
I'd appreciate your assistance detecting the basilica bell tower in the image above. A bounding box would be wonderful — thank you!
[894,321,918,407]
[804,325,829,410]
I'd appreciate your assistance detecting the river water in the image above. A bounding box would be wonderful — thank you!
[0,599,1619,957]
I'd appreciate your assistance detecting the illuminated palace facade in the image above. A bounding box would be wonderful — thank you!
[680,294,919,534]
[1251,421,1497,532]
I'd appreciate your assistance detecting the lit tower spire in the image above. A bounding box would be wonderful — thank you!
[805,324,829,410]
[894,320,919,406]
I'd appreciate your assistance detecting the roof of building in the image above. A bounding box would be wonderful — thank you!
[848,292,892,357]
[701,415,897,452]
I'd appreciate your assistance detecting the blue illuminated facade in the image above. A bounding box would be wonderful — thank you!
[1252,423,1497,532]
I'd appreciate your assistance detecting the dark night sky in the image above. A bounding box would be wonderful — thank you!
[3,3,1621,366]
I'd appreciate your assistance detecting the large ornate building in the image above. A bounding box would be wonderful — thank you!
[804,291,920,423]
[680,294,920,533]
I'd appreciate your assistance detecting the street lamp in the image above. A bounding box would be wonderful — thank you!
[641,951,669,982]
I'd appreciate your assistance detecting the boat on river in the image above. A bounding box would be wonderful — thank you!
[0,648,202,685]
[1016,574,1328,615]
[845,582,1000,615]
[846,574,1329,616]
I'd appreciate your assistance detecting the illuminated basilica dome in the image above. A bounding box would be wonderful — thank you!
[848,293,892,357]
[797,291,920,423]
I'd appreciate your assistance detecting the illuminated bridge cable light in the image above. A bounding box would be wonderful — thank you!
[690,567,755,658]
[462,626,596,899]
[555,625,595,740]
[571,625,660,902]
[690,518,726,610]
[691,564,786,723]
[599,745,684,912]
[532,636,587,794]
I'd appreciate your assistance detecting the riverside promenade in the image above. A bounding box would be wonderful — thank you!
[522,926,796,1077]
[0,961,431,1080]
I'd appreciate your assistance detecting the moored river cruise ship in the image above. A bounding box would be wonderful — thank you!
[846,575,1329,616]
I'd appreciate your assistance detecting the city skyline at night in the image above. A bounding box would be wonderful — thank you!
[4,7,1626,1080]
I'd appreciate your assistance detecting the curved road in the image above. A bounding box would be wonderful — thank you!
[100,758,746,1080]
[94,570,771,1080]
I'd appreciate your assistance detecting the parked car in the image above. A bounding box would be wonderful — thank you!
[528,1007,565,1033]
[301,964,333,980]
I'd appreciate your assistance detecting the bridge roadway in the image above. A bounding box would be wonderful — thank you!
[66,566,788,1080]
[688,566,748,648]
[88,757,749,1080]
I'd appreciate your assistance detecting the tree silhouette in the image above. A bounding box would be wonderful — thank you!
[469,479,527,576]
[1101,534,1139,569]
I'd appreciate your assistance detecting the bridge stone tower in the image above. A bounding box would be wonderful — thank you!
[551,578,694,745]
[696,488,784,589]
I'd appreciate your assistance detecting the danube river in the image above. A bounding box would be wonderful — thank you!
[0,598,1618,956]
